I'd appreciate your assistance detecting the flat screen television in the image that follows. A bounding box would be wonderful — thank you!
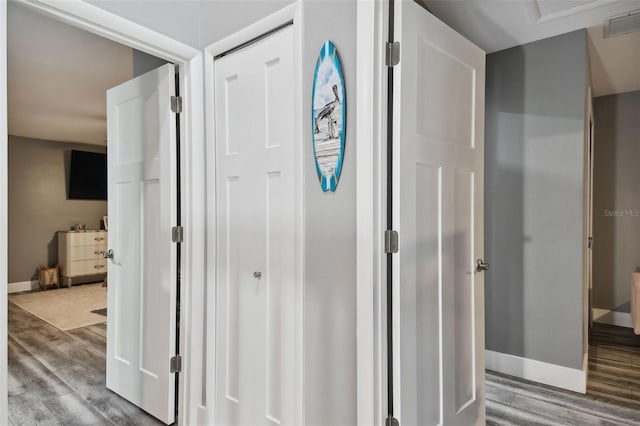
[68,150,107,200]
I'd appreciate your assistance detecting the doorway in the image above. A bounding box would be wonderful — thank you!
[0,1,205,424]
[6,4,173,424]
[586,22,640,409]
[588,90,640,408]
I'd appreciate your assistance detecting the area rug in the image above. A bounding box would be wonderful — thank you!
[9,283,107,331]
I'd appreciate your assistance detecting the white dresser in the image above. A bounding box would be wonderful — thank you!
[58,230,108,287]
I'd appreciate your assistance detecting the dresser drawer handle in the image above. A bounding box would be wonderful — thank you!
[94,264,105,270]
[94,250,105,256]
[94,237,105,241]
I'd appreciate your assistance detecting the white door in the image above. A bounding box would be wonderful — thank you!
[106,63,178,424]
[392,1,486,425]
[214,26,298,426]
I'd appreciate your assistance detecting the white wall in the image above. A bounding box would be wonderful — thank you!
[300,2,357,424]
[87,0,201,48]
[200,2,359,423]
[199,1,294,48]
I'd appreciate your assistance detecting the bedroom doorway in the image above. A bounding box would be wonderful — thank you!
[585,21,640,409]
[6,3,171,423]
[0,1,205,424]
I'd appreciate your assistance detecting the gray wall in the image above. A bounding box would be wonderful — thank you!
[485,30,587,370]
[133,49,169,77]
[8,136,107,283]
[300,3,356,424]
[592,91,640,312]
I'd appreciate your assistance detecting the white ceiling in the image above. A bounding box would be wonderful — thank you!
[424,0,640,97]
[8,3,134,146]
[7,0,639,140]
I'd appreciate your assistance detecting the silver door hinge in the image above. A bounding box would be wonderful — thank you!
[170,355,182,373]
[172,226,184,243]
[384,230,399,254]
[171,96,182,113]
[385,42,400,67]
[588,236,593,249]
[385,416,399,426]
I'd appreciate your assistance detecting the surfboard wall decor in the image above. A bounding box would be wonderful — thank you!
[312,40,346,192]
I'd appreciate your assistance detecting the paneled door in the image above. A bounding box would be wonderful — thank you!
[391,1,486,425]
[106,63,178,424]
[214,25,298,426]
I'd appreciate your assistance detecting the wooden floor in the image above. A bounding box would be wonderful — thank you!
[7,301,163,425]
[487,370,640,425]
[11,298,640,425]
[487,322,640,425]
[588,322,640,409]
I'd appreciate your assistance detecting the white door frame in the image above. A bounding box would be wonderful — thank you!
[0,1,206,424]
[356,1,389,425]
[583,85,594,376]
[203,3,304,424]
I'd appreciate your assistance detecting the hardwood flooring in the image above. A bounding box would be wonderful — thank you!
[11,297,640,426]
[588,323,640,410]
[7,301,163,425]
[487,370,640,425]
[487,322,640,425]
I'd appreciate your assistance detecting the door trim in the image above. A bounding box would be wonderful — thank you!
[0,1,206,424]
[583,85,594,378]
[0,2,7,420]
[356,1,388,425]
[203,3,305,425]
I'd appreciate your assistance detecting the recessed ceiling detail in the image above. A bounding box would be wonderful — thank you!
[536,0,596,18]
[423,0,640,96]
[535,0,618,23]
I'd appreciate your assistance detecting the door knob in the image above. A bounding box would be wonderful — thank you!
[103,249,114,260]
[476,258,489,272]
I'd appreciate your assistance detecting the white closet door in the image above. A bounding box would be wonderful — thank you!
[392,1,486,425]
[106,63,177,424]
[214,26,297,426]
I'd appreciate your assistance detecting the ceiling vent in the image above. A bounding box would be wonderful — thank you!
[604,9,640,38]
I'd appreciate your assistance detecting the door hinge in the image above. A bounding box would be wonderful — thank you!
[384,230,399,254]
[172,226,184,243]
[588,236,594,249]
[170,355,182,373]
[171,96,183,113]
[385,41,400,67]
[385,416,399,426]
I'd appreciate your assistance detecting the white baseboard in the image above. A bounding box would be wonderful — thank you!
[196,406,207,425]
[592,308,632,328]
[486,350,586,394]
[8,280,38,293]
